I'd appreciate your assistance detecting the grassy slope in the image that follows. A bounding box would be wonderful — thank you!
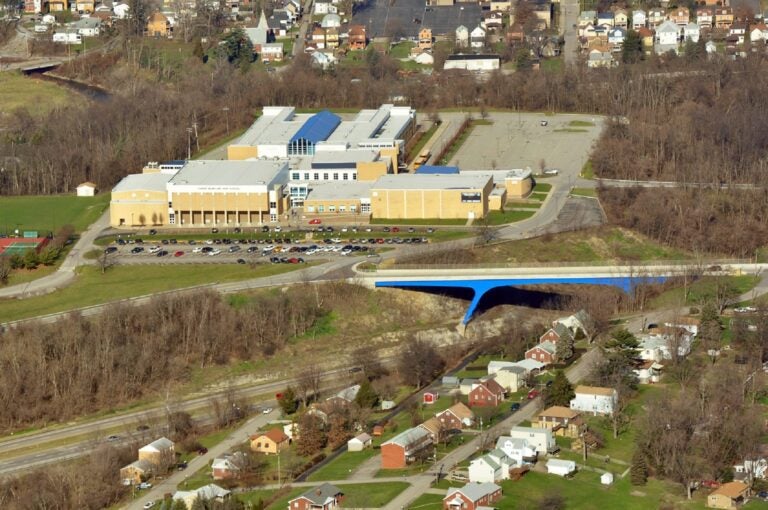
[0,263,305,322]
[0,194,110,233]
[0,72,80,115]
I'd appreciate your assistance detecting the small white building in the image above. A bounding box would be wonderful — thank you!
[53,29,82,44]
[509,426,555,454]
[444,54,500,72]
[470,25,486,48]
[495,436,537,465]
[469,449,512,483]
[601,472,614,485]
[413,51,434,65]
[570,386,617,415]
[72,17,101,36]
[313,0,337,14]
[113,2,129,18]
[683,22,700,42]
[347,433,372,452]
[493,366,525,393]
[632,9,646,29]
[76,182,97,196]
[42,13,57,24]
[547,458,576,477]
[455,24,469,47]
[655,20,680,54]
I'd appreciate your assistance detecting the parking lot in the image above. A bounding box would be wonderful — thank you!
[448,113,605,175]
[352,0,481,38]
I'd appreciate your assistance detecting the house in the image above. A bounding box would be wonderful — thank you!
[669,6,689,25]
[120,459,153,485]
[313,0,336,14]
[697,7,713,28]
[312,28,327,49]
[75,0,94,12]
[423,391,438,405]
[173,484,231,509]
[570,386,617,415]
[456,25,469,47]
[324,27,339,49]
[547,458,576,476]
[436,402,475,431]
[443,483,502,510]
[469,379,505,407]
[729,22,746,44]
[638,27,654,48]
[524,341,556,365]
[146,12,170,37]
[734,457,768,482]
[655,20,680,54]
[540,323,573,345]
[381,427,433,469]
[608,27,626,48]
[707,481,750,509]
[470,25,486,48]
[706,40,717,54]
[71,16,101,36]
[534,406,582,438]
[506,23,525,43]
[488,360,517,375]
[509,426,555,454]
[442,376,460,387]
[684,22,700,42]
[347,433,372,452]
[634,360,663,384]
[138,437,175,468]
[348,25,366,50]
[53,29,82,44]
[632,9,646,29]
[211,452,246,480]
[494,366,525,392]
[48,0,68,11]
[320,13,341,28]
[714,7,733,29]
[469,449,512,483]
[578,11,596,28]
[289,483,344,510]
[459,379,479,395]
[482,10,504,31]
[648,8,666,27]
[76,182,97,196]
[495,436,537,464]
[419,27,433,50]
[750,23,768,41]
[638,331,692,361]
[664,317,699,336]
[597,11,614,27]
[510,359,545,375]
[113,2,129,18]
[419,417,443,441]
[260,43,284,62]
[325,384,360,408]
[250,428,290,455]
[613,8,628,28]
[413,51,434,65]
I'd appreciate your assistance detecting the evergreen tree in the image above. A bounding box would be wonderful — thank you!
[278,386,299,415]
[630,448,649,486]
[606,328,639,360]
[621,29,642,63]
[544,370,575,407]
[555,335,574,361]
[354,379,378,409]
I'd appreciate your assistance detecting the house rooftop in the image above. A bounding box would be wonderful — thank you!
[446,482,501,502]
[574,385,615,396]
[294,483,343,505]
[711,481,749,498]
[140,437,174,452]
[251,428,289,443]
[322,104,414,148]
[538,406,580,419]
[382,426,431,448]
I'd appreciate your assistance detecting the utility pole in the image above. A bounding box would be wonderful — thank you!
[223,106,230,134]
[192,121,200,152]
[186,127,193,159]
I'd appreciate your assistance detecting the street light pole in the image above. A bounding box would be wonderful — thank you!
[186,127,193,160]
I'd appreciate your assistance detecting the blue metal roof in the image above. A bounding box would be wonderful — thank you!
[290,110,341,144]
[416,165,460,175]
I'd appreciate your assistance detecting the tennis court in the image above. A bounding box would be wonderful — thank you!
[0,238,48,257]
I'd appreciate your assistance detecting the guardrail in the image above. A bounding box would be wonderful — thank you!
[357,259,753,272]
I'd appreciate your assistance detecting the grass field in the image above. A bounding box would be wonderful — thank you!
[389,42,415,58]
[485,210,536,225]
[581,160,595,179]
[369,218,467,226]
[0,263,306,322]
[571,187,598,198]
[407,122,440,162]
[0,72,80,116]
[533,182,552,193]
[0,194,110,234]
[339,482,410,506]
[306,449,378,481]
[651,275,759,309]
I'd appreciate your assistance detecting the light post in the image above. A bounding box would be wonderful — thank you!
[186,127,193,160]
[223,106,230,134]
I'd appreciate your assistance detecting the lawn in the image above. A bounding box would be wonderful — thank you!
[569,120,596,127]
[541,57,564,72]
[408,493,443,509]
[407,122,440,163]
[370,218,468,226]
[533,182,552,193]
[0,71,81,116]
[0,263,306,322]
[651,275,760,310]
[0,193,110,234]
[581,160,595,179]
[504,201,543,209]
[306,449,378,481]
[571,187,598,198]
[485,210,536,226]
[389,42,415,59]
[338,482,409,507]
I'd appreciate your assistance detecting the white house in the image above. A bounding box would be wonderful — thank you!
[509,359,545,375]
[493,366,525,393]
[173,484,230,509]
[632,9,646,29]
[313,0,336,14]
[750,24,768,42]
[310,50,336,69]
[683,22,700,42]
[509,426,555,454]
[637,332,692,361]
[42,13,56,24]
[469,449,512,483]
[347,433,372,452]
[76,182,97,196]
[570,386,617,415]
[72,17,101,36]
[587,47,615,68]
[578,10,596,27]
[547,458,576,476]
[634,360,663,384]
[553,310,591,338]
[607,27,626,47]
[655,20,680,54]
[495,436,537,465]
[456,25,469,47]
[706,40,717,54]
[470,25,486,48]
[113,2,129,18]
[413,51,434,65]
[53,29,82,44]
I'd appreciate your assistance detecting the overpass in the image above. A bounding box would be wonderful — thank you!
[360,262,766,324]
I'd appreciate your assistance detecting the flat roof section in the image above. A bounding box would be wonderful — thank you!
[112,172,173,193]
[311,150,380,168]
[372,173,491,191]
[323,105,414,147]
[168,160,289,189]
[303,180,374,201]
[235,107,314,147]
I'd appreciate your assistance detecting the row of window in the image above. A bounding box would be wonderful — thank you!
[305,203,371,213]
[290,172,357,181]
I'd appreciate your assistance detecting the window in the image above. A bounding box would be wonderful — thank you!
[339,205,346,212]
[461,192,482,203]
[350,205,357,212]
[333,173,339,180]
[343,173,348,180]
[323,173,329,180]
[352,173,357,180]
[329,205,336,212]
[314,173,319,180]
[307,206,315,212]
[270,214,277,222]
[361,203,370,213]
[318,205,325,212]
[269,202,277,208]
[291,172,300,180]
[304,173,310,180]
[169,213,175,224]
[168,201,172,208]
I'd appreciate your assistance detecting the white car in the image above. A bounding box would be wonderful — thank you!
[330,238,342,244]
[192,247,203,253]
[274,226,282,232]
[148,246,161,254]
[305,249,317,255]
[143,502,156,509]
[262,407,273,414]
[341,249,353,256]
[205,239,214,245]
[208,249,222,256]
[138,482,152,489]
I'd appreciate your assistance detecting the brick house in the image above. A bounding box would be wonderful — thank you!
[381,427,433,469]
[138,437,175,469]
[348,25,366,50]
[525,341,556,365]
[250,428,290,455]
[120,459,153,485]
[211,452,246,480]
[539,323,573,345]
[288,483,344,510]
[443,482,502,510]
[533,406,582,438]
[468,379,506,407]
[436,402,475,431]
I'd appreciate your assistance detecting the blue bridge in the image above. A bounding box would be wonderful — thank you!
[375,275,668,324]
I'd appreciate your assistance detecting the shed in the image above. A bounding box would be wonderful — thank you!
[76,182,97,197]
[347,433,372,452]
[546,458,576,477]
[381,400,395,410]
[372,424,384,436]
[423,391,438,404]
[442,376,460,387]
[601,472,614,485]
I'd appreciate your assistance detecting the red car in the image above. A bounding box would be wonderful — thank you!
[309,219,322,225]
[527,389,540,400]
[174,251,184,257]
[391,227,400,233]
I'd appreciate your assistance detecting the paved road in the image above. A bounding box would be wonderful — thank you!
[595,178,764,190]
[562,0,579,66]
[0,210,109,299]
[293,0,314,57]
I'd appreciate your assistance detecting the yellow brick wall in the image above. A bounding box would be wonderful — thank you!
[110,189,168,227]
[227,145,259,160]
[357,161,390,181]
[370,183,491,220]
[505,176,533,198]
[304,197,363,213]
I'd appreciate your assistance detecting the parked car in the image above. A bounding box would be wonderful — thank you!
[391,227,400,233]
[104,246,118,254]
[274,226,282,232]
[174,251,184,257]
[177,462,188,471]
[237,258,246,264]
[211,228,219,234]
[261,226,270,233]
[106,435,120,442]
[197,447,208,455]
[156,250,169,257]
[228,245,241,253]
[138,482,152,489]
[143,502,156,509]
[543,168,559,175]
[148,246,161,254]
[510,403,521,411]
[262,407,273,414]
[131,247,144,254]
[309,218,322,225]
[540,120,548,126]
[136,425,150,431]
[149,229,157,235]
[527,389,540,400]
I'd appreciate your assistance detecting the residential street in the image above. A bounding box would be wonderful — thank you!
[562,0,579,66]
